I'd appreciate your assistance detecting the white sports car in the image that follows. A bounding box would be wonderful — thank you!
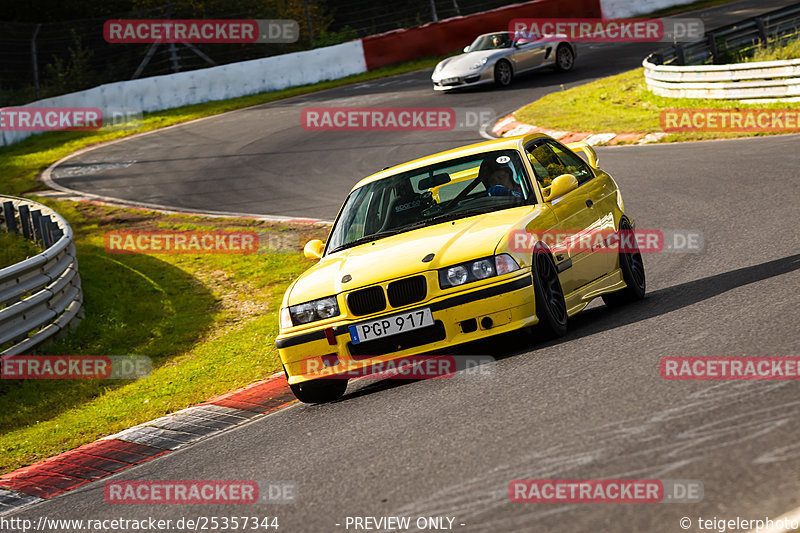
[432,31,576,91]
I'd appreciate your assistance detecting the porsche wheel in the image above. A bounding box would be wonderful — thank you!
[554,44,575,72]
[602,218,646,307]
[289,378,348,404]
[494,60,513,87]
[532,248,568,338]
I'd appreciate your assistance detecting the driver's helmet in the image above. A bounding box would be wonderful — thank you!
[478,154,518,187]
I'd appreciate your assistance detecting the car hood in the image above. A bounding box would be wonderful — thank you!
[286,206,533,305]
[433,50,503,78]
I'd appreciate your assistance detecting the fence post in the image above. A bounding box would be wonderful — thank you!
[2,202,17,234]
[18,205,32,239]
[31,24,41,100]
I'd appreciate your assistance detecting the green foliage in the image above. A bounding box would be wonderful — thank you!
[42,30,96,96]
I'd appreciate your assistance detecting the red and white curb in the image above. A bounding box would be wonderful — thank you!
[491,113,667,145]
[0,373,294,515]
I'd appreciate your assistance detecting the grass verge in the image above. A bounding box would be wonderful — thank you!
[515,67,799,143]
[0,203,328,474]
[0,232,42,270]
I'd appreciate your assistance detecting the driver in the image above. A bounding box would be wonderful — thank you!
[492,33,510,48]
[480,156,523,198]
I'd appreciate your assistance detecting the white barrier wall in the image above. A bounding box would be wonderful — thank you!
[0,40,367,147]
[600,0,696,18]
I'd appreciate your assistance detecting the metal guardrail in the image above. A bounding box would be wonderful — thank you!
[0,196,83,356]
[646,3,800,67]
[643,58,800,100]
[643,3,800,101]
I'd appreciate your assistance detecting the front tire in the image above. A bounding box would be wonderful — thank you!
[531,248,568,338]
[554,44,575,72]
[289,378,348,404]
[494,60,513,87]
[602,218,646,307]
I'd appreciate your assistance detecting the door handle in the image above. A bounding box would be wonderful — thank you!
[585,199,594,208]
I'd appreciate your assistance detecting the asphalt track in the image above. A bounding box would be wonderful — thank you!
[17,0,800,531]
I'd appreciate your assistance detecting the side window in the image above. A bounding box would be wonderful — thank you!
[526,141,594,187]
[549,142,594,184]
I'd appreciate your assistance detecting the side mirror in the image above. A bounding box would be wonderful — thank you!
[542,174,579,202]
[304,239,324,260]
[463,46,470,53]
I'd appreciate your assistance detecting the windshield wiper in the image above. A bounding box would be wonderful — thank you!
[329,209,494,255]
[328,227,409,254]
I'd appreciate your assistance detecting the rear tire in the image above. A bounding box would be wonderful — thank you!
[602,218,646,307]
[289,378,348,404]
[494,60,513,87]
[531,248,568,339]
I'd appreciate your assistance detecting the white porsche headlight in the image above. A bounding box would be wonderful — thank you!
[471,58,488,70]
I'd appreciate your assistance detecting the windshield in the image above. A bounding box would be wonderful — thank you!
[326,150,534,254]
[467,32,513,51]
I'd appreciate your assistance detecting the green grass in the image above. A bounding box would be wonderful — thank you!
[515,67,799,143]
[745,36,800,62]
[0,203,328,474]
[0,232,42,269]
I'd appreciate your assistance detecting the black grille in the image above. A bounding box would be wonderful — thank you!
[387,276,427,308]
[346,286,386,316]
[349,321,447,357]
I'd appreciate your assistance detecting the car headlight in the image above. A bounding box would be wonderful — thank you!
[471,58,488,70]
[279,307,293,330]
[439,254,519,288]
[287,296,340,326]
[495,254,520,275]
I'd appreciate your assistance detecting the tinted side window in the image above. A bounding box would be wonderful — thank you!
[526,141,594,187]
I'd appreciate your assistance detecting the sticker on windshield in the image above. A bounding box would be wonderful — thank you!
[496,155,510,164]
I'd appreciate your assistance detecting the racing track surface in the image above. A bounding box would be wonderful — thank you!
[17,0,800,531]
[48,0,797,220]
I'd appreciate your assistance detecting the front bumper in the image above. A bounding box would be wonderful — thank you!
[432,69,494,91]
[275,272,537,384]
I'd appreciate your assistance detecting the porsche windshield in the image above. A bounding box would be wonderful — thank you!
[326,150,534,254]
[467,32,514,51]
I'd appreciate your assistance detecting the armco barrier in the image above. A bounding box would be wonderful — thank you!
[0,196,83,356]
[0,40,367,147]
[361,0,602,70]
[643,3,800,101]
[643,58,800,100]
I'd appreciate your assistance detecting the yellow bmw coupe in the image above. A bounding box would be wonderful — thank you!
[276,133,645,403]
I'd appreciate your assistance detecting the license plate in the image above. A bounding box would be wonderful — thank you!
[349,308,434,344]
[442,77,460,83]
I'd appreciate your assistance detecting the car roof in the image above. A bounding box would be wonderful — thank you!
[351,133,548,191]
